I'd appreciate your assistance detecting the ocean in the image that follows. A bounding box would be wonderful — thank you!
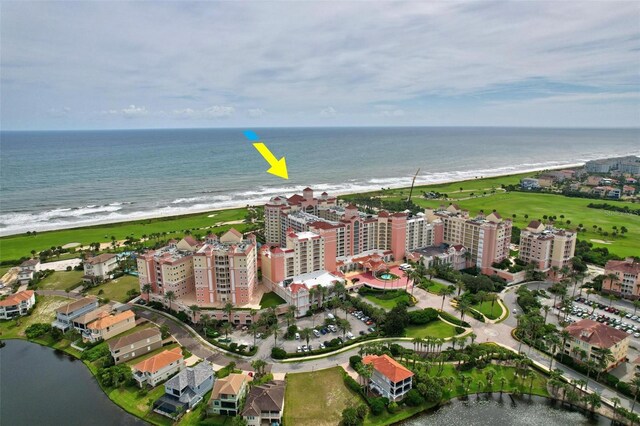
[1,127,638,236]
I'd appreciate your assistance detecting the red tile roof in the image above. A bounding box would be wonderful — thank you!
[0,290,34,307]
[566,319,629,349]
[85,253,117,265]
[363,354,413,383]
[133,347,183,373]
[289,283,308,294]
[606,259,640,275]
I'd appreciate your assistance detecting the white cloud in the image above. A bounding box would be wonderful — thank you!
[2,1,639,128]
[320,106,337,118]
[47,106,71,117]
[248,108,266,118]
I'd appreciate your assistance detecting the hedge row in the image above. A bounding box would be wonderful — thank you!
[438,311,471,328]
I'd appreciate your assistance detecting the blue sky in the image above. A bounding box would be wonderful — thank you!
[2,1,639,130]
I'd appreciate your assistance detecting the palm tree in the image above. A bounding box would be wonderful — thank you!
[337,318,351,344]
[285,305,296,327]
[300,327,313,347]
[633,300,640,315]
[223,302,234,322]
[457,299,471,321]
[439,285,455,311]
[188,305,200,323]
[499,376,507,394]
[221,322,233,339]
[270,321,280,346]
[584,392,602,414]
[251,359,267,378]
[142,284,152,301]
[470,332,477,345]
[455,280,465,297]
[249,322,260,348]
[584,359,598,389]
[594,347,615,381]
[164,291,176,312]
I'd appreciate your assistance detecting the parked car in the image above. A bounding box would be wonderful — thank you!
[295,332,301,340]
[313,329,321,338]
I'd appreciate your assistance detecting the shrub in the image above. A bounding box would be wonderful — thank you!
[349,355,363,369]
[271,347,287,359]
[455,326,465,334]
[369,398,386,415]
[404,389,425,406]
[25,323,52,339]
[81,343,110,362]
[408,308,439,325]
[344,375,362,394]
[387,401,399,413]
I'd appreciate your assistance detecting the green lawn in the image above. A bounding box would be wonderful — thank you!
[284,366,362,426]
[0,207,249,262]
[260,292,286,309]
[405,320,459,339]
[38,271,84,291]
[341,176,639,258]
[420,280,448,294]
[88,275,139,302]
[363,291,411,310]
[0,295,71,339]
[472,300,504,320]
[105,385,171,426]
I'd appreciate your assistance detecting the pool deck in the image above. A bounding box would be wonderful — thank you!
[348,265,412,291]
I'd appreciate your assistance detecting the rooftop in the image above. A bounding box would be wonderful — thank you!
[363,354,414,383]
[133,347,183,374]
[282,270,341,290]
[56,297,98,315]
[85,253,117,265]
[241,380,285,417]
[209,373,248,400]
[88,310,134,331]
[108,327,161,351]
[0,290,34,307]
[566,319,629,349]
[165,362,213,391]
[606,258,640,275]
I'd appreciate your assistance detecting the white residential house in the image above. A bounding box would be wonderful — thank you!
[363,354,414,401]
[52,297,100,331]
[17,259,41,285]
[83,253,119,282]
[132,347,185,387]
[0,290,36,320]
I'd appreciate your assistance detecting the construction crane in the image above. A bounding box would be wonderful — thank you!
[407,168,421,204]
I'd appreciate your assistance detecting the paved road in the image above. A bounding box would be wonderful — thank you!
[130,279,639,413]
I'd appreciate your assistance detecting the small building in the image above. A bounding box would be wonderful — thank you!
[564,319,630,371]
[241,380,286,426]
[83,253,118,283]
[153,362,215,419]
[0,290,36,320]
[208,373,250,416]
[108,327,163,365]
[608,188,622,199]
[132,347,185,388]
[52,297,100,331]
[409,244,467,271]
[82,310,136,343]
[623,185,636,195]
[17,259,40,285]
[520,178,540,190]
[363,354,414,401]
[602,258,640,299]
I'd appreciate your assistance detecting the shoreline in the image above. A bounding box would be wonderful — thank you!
[0,162,584,238]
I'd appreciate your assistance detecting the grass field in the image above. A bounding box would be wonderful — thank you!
[405,319,459,339]
[363,291,411,310]
[472,299,504,320]
[0,295,71,339]
[0,207,249,262]
[88,275,139,302]
[260,291,286,308]
[37,271,84,291]
[341,174,639,257]
[284,367,362,426]
[421,280,449,294]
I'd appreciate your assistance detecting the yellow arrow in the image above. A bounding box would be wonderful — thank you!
[253,142,289,179]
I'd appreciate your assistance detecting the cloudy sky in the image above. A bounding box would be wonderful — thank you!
[2,1,639,130]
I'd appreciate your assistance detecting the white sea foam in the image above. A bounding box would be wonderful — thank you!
[1,152,637,237]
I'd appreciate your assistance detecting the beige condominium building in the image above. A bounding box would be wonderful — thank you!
[518,221,576,270]
[602,257,640,299]
[564,319,630,371]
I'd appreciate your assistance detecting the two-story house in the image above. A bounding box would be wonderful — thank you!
[81,309,136,343]
[17,259,40,285]
[363,354,414,401]
[108,327,163,364]
[242,380,286,426]
[83,253,118,283]
[52,297,100,331]
[132,346,185,387]
[208,373,250,416]
[0,290,36,320]
[153,362,214,419]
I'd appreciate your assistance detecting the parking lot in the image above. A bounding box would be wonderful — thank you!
[560,297,640,339]
[280,309,376,354]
